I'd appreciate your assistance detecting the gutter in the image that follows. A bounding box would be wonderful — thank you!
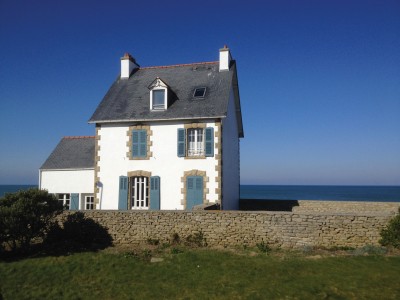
[88,115,227,124]
[39,168,95,172]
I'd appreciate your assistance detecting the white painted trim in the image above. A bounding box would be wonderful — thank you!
[150,88,168,110]
[38,170,42,189]
[40,168,95,171]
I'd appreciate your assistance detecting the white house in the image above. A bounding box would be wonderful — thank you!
[40,46,244,210]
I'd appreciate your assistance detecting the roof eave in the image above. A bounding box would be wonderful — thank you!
[231,62,244,138]
[88,115,227,124]
[40,167,95,171]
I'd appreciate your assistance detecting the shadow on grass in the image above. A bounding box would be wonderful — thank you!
[1,212,113,261]
[239,199,300,211]
[43,212,113,254]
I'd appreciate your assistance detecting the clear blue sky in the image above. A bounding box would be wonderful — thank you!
[1,0,399,185]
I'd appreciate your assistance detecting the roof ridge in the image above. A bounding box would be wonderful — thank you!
[140,61,218,70]
[63,136,95,139]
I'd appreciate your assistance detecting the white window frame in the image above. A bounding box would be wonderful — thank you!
[150,88,167,110]
[130,176,149,210]
[187,128,204,157]
[84,195,94,210]
[58,193,70,210]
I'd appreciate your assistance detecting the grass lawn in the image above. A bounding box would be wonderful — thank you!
[1,247,400,299]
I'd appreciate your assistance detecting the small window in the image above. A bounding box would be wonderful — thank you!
[58,193,70,210]
[193,87,206,98]
[85,196,94,210]
[152,89,165,110]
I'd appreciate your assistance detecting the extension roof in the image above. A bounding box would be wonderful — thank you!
[89,61,243,137]
[40,136,95,170]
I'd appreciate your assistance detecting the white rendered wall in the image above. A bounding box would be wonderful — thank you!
[97,121,219,210]
[40,169,94,209]
[221,88,240,210]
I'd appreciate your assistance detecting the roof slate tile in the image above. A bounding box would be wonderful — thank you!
[89,61,236,123]
[40,137,95,170]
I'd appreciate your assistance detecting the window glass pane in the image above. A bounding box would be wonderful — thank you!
[85,196,94,210]
[187,128,204,156]
[153,90,165,108]
[194,87,206,97]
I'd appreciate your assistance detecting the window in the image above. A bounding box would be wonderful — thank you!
[152,89,165,110]
[119,175,160,211]
[130,176,149,209]
[193,87,206,98]
[58,193,70,210]
[187,128,204,156]
[177,127,214,157]
[148,77,169,110]
[132,129,147,158]
[85,196,94,210]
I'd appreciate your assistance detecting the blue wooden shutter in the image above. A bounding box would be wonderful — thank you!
[70,193,79,210]
[177,128,186,157]
[132,130,139,157]
[186,176,203,210]
[132,130,147,158]
[118,176,128,210]
[150,176,160,210]
[139,130,147,157]
[205,127,214,157]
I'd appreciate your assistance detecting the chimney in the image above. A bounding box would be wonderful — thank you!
[120,53,139,79]
[219,45,232,72]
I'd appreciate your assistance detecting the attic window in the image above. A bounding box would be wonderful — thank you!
[193,87,206,98]
[152,89,166,110]
[149,77,169,111]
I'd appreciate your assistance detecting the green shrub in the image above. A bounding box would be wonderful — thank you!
[185,231,207,247]
[171,233,181,245]
[171,247,184,254]
[353,245,387,256]
[379,208,400,249]
[256,241,271,253]
[0,189,62,253]
[147,238,160,246]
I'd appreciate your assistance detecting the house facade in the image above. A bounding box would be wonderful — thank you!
[40,46,243,210]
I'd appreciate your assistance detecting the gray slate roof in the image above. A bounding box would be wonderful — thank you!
[89,61,236,123]
[40,137,95,170]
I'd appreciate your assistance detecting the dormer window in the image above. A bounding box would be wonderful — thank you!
[193,87,206,98]
[152,89,166,110]
[148,77,169,111]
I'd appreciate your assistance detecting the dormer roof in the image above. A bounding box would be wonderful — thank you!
[89,60,243,137]
[148,77,169,90]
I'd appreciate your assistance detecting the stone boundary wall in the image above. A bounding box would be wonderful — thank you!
[293,200,400,214]
[61,206,398,249]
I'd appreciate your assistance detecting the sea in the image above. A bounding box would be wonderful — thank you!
[241,185,400,202]
[1,184,399,202]
[0,185,38,197]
